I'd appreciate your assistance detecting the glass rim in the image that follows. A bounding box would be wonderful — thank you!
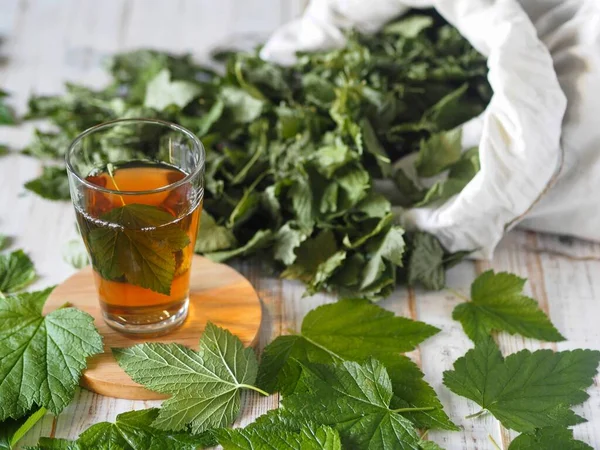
[65,118,205,196]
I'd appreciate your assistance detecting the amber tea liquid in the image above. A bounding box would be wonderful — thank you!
[75,161,201,333]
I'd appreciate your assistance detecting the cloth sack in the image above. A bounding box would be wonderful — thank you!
[260,0,600,259]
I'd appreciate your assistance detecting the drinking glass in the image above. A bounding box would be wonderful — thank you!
[66,118,205,336]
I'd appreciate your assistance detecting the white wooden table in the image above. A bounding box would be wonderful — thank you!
[1,1,599,448]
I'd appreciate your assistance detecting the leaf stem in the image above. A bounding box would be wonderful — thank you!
[239,384,270,397]
[10,406,47,447]
[106,163,126,206]
[302,335,345,362]
[446,287,470,302]
[488,434,502,450]
[390,406,436,413]
[465,409,488,420]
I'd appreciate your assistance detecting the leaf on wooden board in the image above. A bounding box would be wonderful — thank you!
[113,322,263,434]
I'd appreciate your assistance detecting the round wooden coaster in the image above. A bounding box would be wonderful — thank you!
[43,255,262,400]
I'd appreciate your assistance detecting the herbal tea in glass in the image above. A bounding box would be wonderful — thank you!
[66,119,204,335]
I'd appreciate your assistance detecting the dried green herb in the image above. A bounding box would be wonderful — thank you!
[18,10,491,298]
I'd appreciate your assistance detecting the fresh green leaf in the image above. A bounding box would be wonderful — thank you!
[280,359,423,450]
[0,145,8,157]
[144,69,201,110]
[0,287,103,420]
[385,355,457,431]
[62,239,89,269]
[443,337,600,432]
[407,232,445,290]
[113,322,264,433]
[257,299,454,430]
[195,211,237,253]
[508,427,593,450]
[0,250,36,293]
[216,424,341,450]
[452,270,565,342]
[257,299,438,384]
[0,407,47,450]
[419,442,445,450]
[87,204,190,295]
[24,167,70,201]
[34,409,215,450]
[415,128,462,178]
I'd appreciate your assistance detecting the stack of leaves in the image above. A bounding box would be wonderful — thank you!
[19,10,491,297]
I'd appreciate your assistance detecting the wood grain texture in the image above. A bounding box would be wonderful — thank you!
[42,255,262,400]
[1,0,599,448]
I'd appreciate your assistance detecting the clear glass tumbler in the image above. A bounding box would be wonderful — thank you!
[66,118,204,336]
